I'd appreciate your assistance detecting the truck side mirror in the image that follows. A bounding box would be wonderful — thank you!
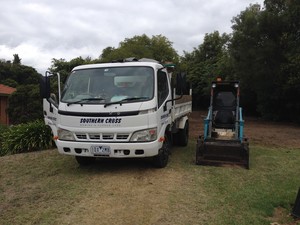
[40,75,50,99]
[175,72,189,95]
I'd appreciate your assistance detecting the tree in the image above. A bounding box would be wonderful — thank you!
[100,47,115,60]
[49,56,94,92]
[49,57,88,78]
[48,34,179,96]
[230,4,264,115]
[0,55,43,124]
[278,0,300,122]
[99,34,179,63]
[1,79,18,88]
[181,31,232,108]
[13,54,21,65]
[230,1,300,121]
[8,85,43,124]
[150,35,179,63]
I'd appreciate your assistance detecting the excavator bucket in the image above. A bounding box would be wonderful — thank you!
[195,80,250,169]
[196,136,249,169]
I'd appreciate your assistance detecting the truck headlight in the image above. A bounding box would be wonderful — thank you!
[130,128,157,142]
[58,128,75,141]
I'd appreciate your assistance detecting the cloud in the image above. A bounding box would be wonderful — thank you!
[0,0,264,74]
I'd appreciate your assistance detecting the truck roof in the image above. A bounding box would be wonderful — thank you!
[72,60,163,71]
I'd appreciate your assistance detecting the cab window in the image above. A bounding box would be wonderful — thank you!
[157,71,169,108]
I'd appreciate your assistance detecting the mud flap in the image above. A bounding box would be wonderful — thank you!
[196,136,249,169]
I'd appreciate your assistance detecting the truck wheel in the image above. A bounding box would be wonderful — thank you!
[177,121,189,146]
[153,134,170,168]
[75,156,96,166]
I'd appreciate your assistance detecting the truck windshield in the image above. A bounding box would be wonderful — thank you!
[61,66,154,105]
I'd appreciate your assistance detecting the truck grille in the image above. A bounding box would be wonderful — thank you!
[76,134,87,139]
[75,133,130,141]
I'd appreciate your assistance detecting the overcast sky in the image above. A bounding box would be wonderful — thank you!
[0,0,264,74]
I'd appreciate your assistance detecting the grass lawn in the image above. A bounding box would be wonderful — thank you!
[0,142,300,225]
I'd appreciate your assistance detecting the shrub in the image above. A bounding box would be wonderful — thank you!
[0,124,9,155]
[0,120,53,156]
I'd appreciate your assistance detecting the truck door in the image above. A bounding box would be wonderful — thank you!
[40,73,60,136]
[43,97,58,136]
[157,70,171,132]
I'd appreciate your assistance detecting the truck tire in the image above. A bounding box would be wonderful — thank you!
[177,120,189,146]
[75,156,96,166]
[153,134,170,168]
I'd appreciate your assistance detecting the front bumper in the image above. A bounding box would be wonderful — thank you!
[56,139,162,158]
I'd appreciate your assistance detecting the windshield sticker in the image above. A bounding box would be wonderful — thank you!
[80,118,122,126]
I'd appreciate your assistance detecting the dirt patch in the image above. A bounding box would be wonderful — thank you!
[269,207,300,225]
[189,111,300,148]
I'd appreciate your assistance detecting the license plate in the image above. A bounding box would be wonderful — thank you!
[91,146,110,155]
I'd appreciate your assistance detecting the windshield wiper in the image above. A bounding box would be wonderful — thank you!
[104,97,149,108]
[67,97,105,106]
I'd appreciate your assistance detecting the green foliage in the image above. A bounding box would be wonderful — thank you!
[181,31,233,108]
[230,1,300,121]
[0,58,43,124]
[230,4,264,115]
[49,56,92,80]
[13,54,21,65]
[279,0,300,122]
[0,124,9,155]
[0,63,40,85]
[1,78,18,88]
[0,120,53,156]
[49,34,179,78]
[99,34,179,63]
[7,84,43,124]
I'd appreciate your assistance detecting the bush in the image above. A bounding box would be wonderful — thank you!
[0,120,53,156]
[0,124,9,155]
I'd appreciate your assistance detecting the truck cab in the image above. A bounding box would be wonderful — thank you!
[41,58,192,168]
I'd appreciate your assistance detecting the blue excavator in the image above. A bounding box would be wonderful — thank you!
[196,80,250,169]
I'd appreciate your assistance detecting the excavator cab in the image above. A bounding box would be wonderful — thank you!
[196,80,249,169]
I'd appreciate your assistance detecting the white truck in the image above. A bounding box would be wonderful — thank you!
[40,58,192,168]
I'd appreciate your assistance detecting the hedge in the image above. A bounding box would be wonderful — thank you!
[0,120,53,156]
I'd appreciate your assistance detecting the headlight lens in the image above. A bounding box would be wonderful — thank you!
[130,128,157,142]
[58,129,75,141]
